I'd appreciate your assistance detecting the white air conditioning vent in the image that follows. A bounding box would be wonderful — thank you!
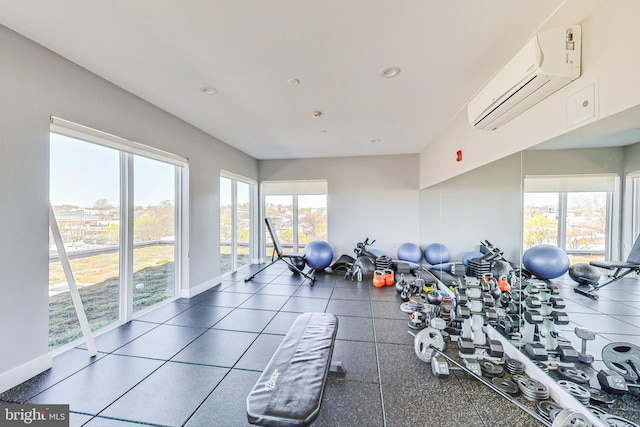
[468,25,581,130]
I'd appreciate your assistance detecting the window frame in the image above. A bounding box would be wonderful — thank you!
[50,117,188,334]
[523,173,620,262]
[261,180,328,256]
[220,171,257,274]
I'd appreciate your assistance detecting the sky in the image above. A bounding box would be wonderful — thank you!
[50,133,175,207]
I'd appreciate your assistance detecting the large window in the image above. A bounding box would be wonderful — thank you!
[523,174,617,264]
[49,118,185,350]
[262,180,328,254]
[220,173,255,274]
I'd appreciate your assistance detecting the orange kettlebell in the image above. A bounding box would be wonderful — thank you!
[373,270,386,288]
[383,268,395,286]
[497,275,511,293]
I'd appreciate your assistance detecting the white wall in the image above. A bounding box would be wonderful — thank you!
[0,25,257,392]
[420,0,640,188]
[259,155,420,259]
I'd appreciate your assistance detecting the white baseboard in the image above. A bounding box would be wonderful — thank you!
[180,276,222,298]
[0,353,52,394]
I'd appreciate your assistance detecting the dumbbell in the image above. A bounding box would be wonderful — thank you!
[458,336,504,358]
[498,314,520,335]
[431,354,483,379]
[574,327,595,364]
[524,342,579,362]
[523,296,565,310]
[597,369,640,395]
[522,310,570,325]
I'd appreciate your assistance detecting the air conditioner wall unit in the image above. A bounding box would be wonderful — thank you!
[468,25,581,130]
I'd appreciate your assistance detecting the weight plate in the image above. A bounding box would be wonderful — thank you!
[586,405,608,418]
[557,366,591,384]
[548,407,563,422]
[505,358,525,375]
[517,376,550,401]
[491,377,518,395]
[534,361,550,373]
[551,408,593,427]
[537,400,562,421]
[414,327,445,363]
[588,387,616,406]
[602,342,640,382]
[400,301,421,313]
[600,414,640,427]
[480,361,504,378]
[557,380,591,405]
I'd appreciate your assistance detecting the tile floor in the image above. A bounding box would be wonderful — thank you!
[2,262,640,426]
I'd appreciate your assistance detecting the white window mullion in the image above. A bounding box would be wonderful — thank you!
[174,166,184,296]
[557,193,567,250]
[120,153,134,321]
[293,196,299,252]
[231,180,238,271]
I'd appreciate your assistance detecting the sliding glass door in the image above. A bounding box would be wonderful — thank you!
[220,173,255,274]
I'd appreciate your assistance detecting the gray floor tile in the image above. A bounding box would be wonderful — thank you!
[185,369,261,427]
[330,286,372,301]
[113,324,205,360]
[100,362,228,426]
[238,293,290,311]
[78,320,158,353]
[0,348,105,403]
[331,339,379,384]
[172,328,258,367]
[83,416,150,426]
[326,298,372,317]
[165,304,233,328]
[257,283,300,296]
[212,308,276,333]
[292,285,334,299]
[235,334,284,371]
[134,301,192,323]
[262,311,303,335]
[28,354,164,414]
[335,315,374,342]
[280,296,329,313]
[197,291,253,307]
[312,379,384,427]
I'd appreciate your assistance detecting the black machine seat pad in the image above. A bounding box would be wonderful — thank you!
[590,260,640,270]
[247,312,338,427]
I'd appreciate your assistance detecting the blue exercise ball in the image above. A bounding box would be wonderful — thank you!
[462,251,484,266]
[397,243,422,264]
[424,243,450,265]
[303,240,334,270]
[522,244,570,280]
[568,262,601,285]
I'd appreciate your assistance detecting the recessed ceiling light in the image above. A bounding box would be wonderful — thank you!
[371,138,382,144]
[288,78,300,86]
[200,86,218,94]
[380,67,401,78]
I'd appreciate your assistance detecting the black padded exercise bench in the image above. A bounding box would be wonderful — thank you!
[575,234,640,299]
[247,312,344,426]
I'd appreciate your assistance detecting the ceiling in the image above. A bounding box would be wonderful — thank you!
[0,0,569,160]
